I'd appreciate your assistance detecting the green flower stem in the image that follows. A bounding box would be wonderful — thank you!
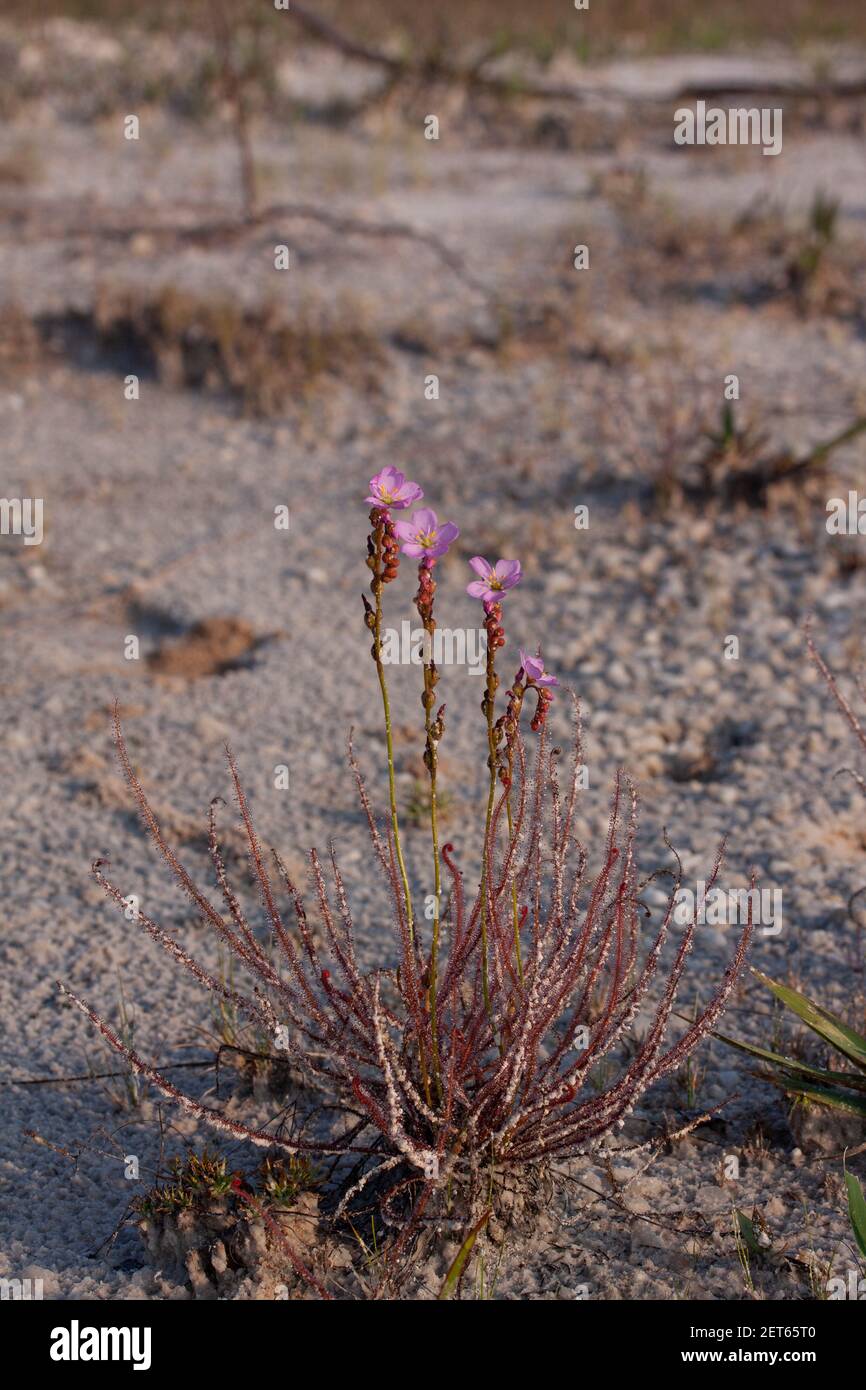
[504,786,523,988]
[479,637,499,1019]
[423,668,443,1103]
[416,561,443,1102]
[372,594,414,944]
[366,520,430,1103]
[367,524,414,946]
[500,678,528,992]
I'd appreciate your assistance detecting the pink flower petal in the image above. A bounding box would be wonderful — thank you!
[395,482,424,505]
[495,559,522,587]
[412,507,438,532]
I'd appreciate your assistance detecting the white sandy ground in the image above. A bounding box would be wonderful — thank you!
[0,23,865,1298]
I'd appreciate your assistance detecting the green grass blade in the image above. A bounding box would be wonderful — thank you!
[784,1084,866,1119]
[713,1028,866,1092]
[734,1208,763,1257]
[786,1068,866,1094]
[752,970,866,1072]
[437,1209,491,1300]
[845,1170,866,1260]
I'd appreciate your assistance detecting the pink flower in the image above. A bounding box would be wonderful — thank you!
[466,557,522,604]
[365,467,423,510]
[519,649,558,688]
[394,508,459,562]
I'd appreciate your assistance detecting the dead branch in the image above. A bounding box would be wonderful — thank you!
[285,1,590,105]
[0,200,488,296]
[286,5,866,108]
[287,3,405,74]
[666,76,866,102]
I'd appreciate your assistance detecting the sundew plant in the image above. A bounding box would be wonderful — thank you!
[61,467,752,1264]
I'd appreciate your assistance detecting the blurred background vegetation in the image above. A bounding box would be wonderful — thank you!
[9,0,866,57]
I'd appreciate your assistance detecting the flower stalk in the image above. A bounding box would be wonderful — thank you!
[364,506,414,944]
[479,599,505,1015]
[497,652,557,988]
[414,560,445,1101]
[466,559,522,1017]
[496,672,528,987]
